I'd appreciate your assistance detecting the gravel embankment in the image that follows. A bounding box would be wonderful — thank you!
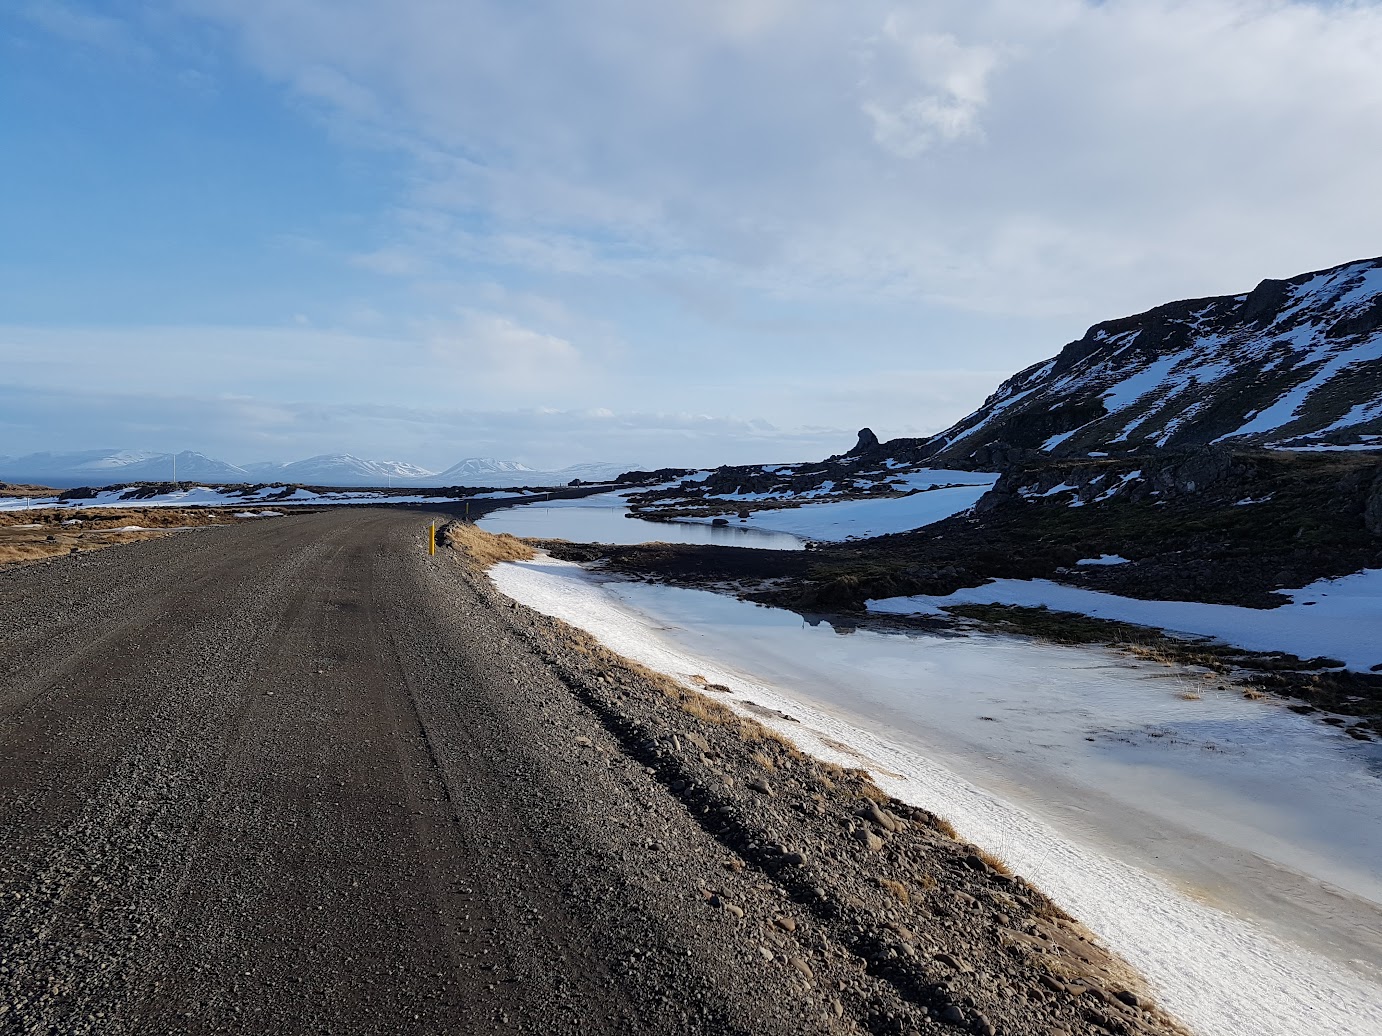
[0,508,1188,1036]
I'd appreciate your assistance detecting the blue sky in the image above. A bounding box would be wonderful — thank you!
[4,1,1382,470]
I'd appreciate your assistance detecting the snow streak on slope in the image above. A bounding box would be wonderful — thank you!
[491,557,1382,1036]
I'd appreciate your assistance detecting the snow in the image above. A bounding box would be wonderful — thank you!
[1094,469,1142,501]
[1275,443,1382,453]
[870,568,1382,672]
[491,557,1382,1036]
[1039,482,1079,497]
[1222,334,1382,441]
[1099,353,1182,414]
[687,482,995,541]
[1040,428,1079,450]
[887,469,998,490]
[1077,554,1131,566]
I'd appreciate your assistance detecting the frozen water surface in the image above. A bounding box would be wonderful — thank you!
[492,556,1382,1036]
[478,491,805,549]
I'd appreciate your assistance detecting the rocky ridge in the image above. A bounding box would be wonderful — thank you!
[919,255,1382,467]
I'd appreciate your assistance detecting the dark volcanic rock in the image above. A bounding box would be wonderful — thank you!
[849,427,881,455]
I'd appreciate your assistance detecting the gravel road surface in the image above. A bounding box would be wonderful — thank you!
[0,509,1186,1036]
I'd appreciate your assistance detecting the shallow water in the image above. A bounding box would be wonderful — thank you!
[477,491,805,549]
[492,557,1382,1036]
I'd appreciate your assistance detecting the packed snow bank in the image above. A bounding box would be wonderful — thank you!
[683,481,995,541]
[869,570,1382,672]
[490,557,1382,1036]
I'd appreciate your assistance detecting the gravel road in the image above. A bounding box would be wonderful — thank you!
[0,509,1187,1036]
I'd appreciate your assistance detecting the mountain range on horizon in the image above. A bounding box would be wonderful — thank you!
[0,450,637,489]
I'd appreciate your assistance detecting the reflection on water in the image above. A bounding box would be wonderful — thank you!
[478,492,805,549]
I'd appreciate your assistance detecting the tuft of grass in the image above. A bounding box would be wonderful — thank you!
[748,750,776,771]
[932,815,959,839]
[877,877,910,904]
[443,521,536,567]
[974,847,1013,875]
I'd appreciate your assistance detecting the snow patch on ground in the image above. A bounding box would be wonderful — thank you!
[684,481,996,541]
[869,570,1382,671]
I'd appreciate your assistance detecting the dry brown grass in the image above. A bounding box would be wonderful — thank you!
[443,521,536,567]
[973,847,1013,875]
[0,506,273,568]
[0,506,247,530]
[0,483,61,498]
[748,750,776,770]
[1176,690,1203,701]
[0,527,175,565]
[877,877,910,904]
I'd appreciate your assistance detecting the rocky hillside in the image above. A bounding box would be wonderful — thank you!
[921,255,1382,467]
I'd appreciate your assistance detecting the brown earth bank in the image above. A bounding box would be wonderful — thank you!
[0,507,291,567]
[0,509,1186,1036]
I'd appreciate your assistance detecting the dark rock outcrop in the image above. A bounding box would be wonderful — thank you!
[849,427,881,455]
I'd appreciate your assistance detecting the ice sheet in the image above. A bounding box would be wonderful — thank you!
[869,571,1382,672]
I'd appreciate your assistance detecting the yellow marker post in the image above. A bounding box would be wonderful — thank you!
[428,522,436,556]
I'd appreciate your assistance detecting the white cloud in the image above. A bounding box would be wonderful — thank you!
[22,1,151,57]
[177,0,1382,320]
[427,311,582,389]
[861,20,1003,156]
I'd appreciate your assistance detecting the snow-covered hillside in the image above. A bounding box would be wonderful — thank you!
[243,454,437,485]
[0,450,250,485]
[0,449,636,489]
[923,255,1382,466]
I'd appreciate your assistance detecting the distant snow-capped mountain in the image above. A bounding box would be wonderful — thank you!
[0,448,638,489]
[921,255,1382,466]
[434,457,537,480]
[243,454,437,485]
[0,450,249,485]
